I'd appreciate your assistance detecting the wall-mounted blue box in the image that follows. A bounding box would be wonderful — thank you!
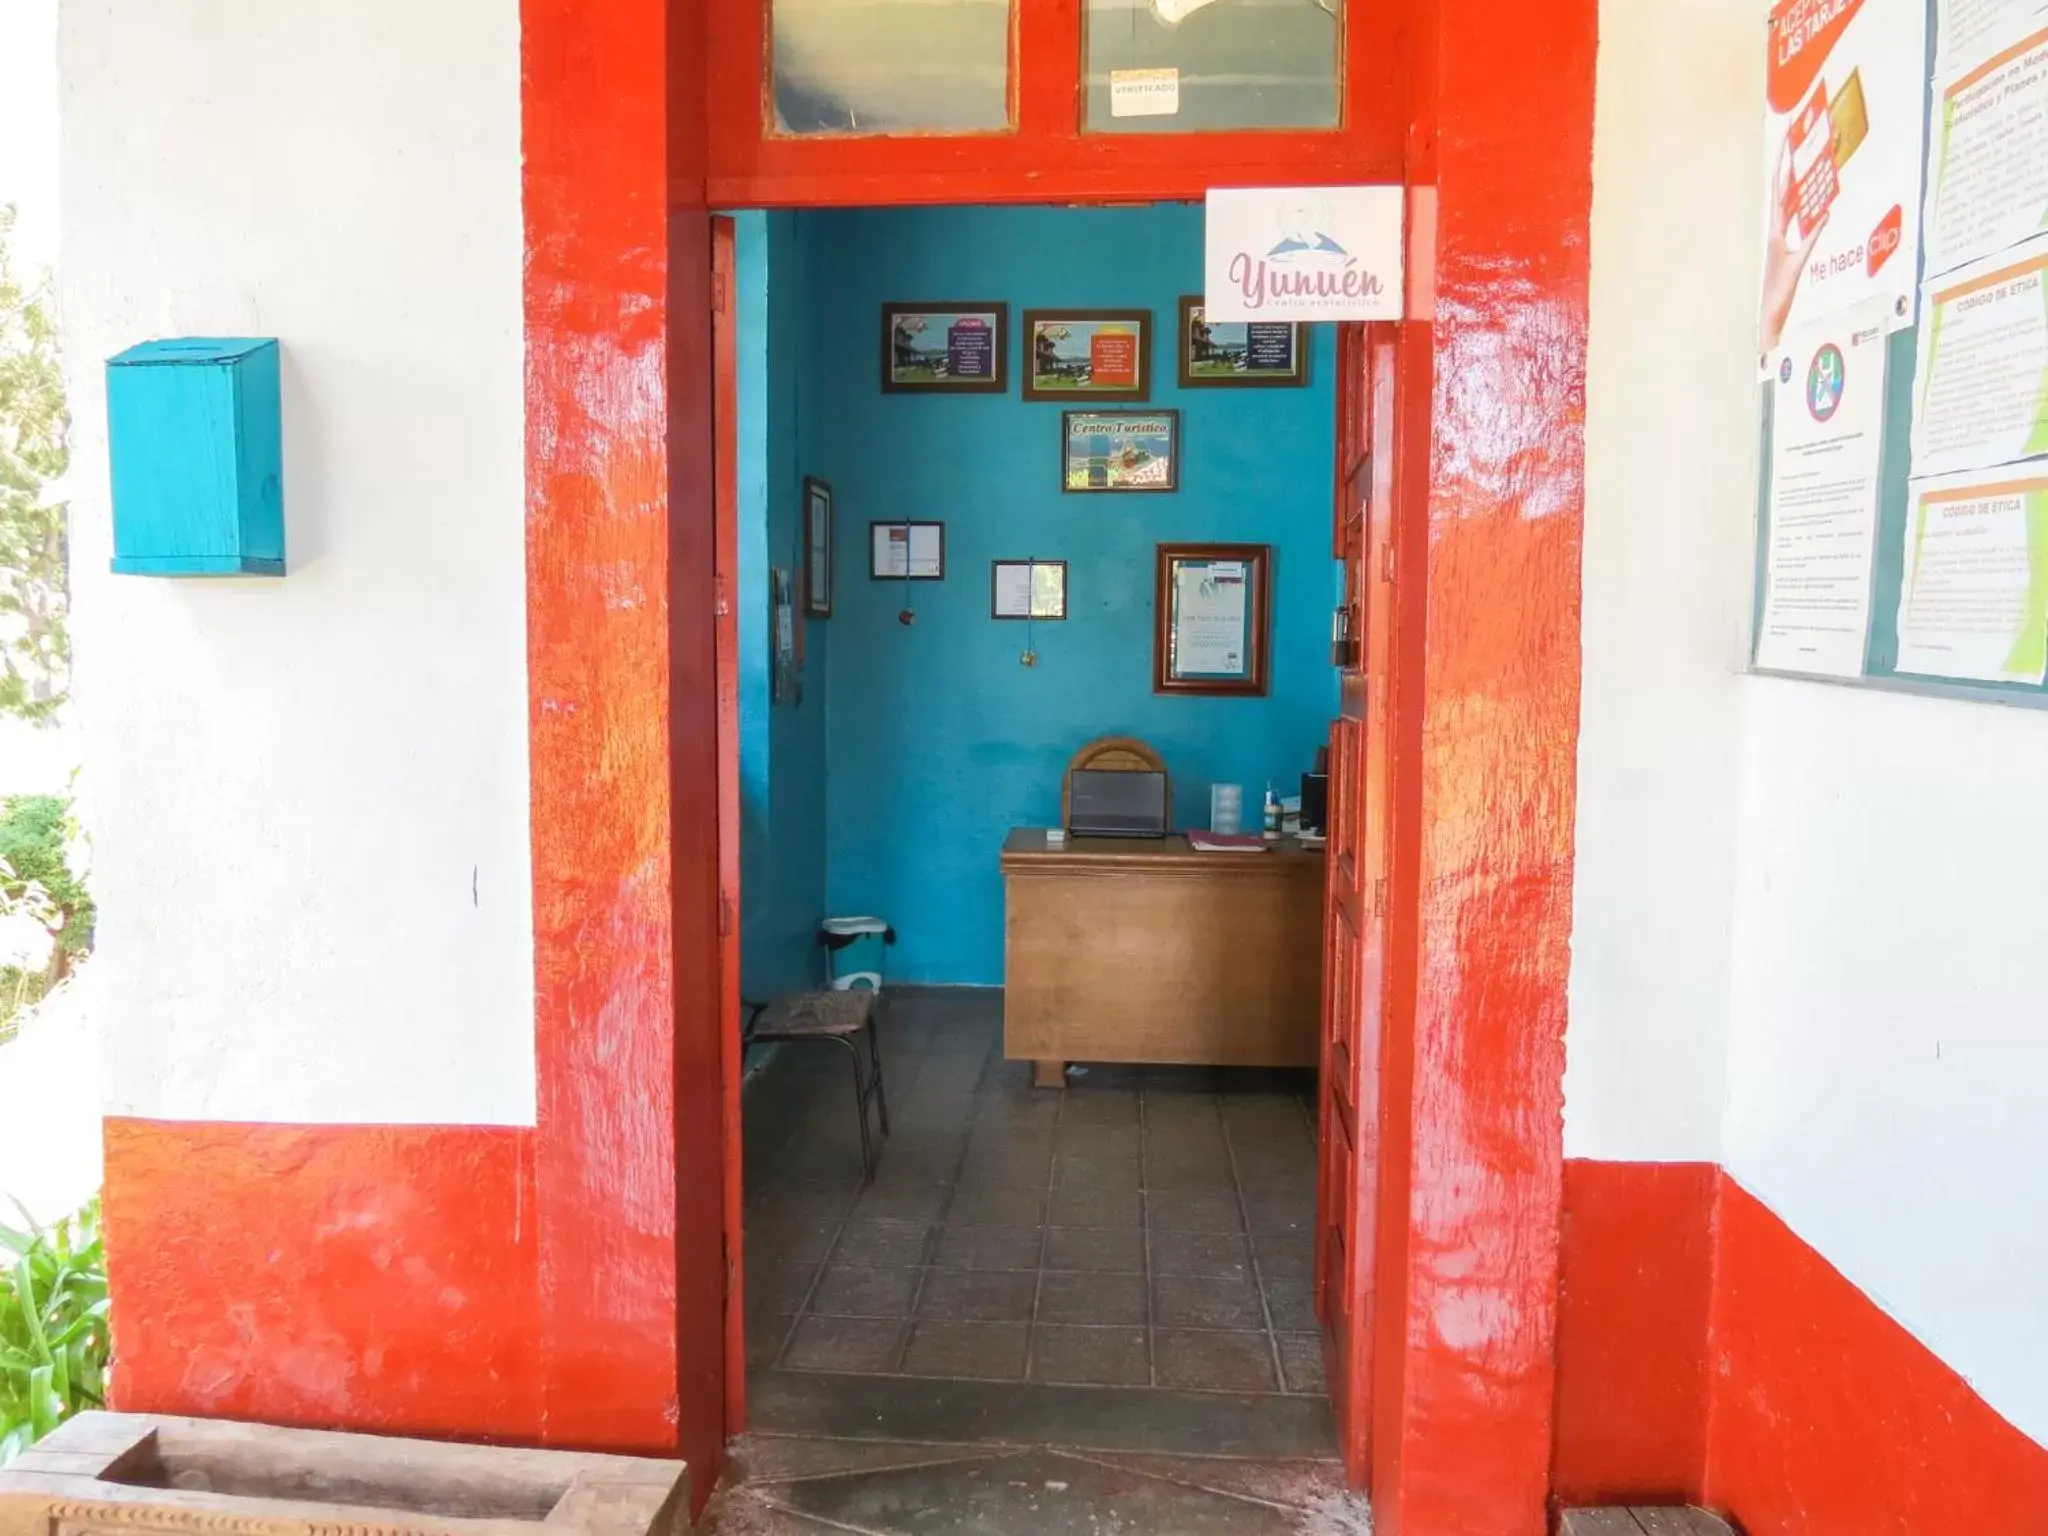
[106,337,284,575]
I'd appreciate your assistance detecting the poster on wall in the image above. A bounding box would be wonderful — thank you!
[1757,297,1892,676]
[1936,0,2047,69]
[1757,0,1928,360]
[1895,466,2048,681]
[1910,233,2048,477]
[1203,186,1403,324]
[1920,18,2048,278]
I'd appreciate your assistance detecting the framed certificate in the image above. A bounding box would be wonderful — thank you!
[1178,295,1307,388]
[1154,542,1271,696]
[870,520,946,580]
[802,476,833,617]
[991,559,1067,619]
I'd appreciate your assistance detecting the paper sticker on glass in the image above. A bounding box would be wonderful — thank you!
[1025,310,1152,400]
[1063,411,1179,493]
[882,303,1008,393]
[1178,296,1306,387]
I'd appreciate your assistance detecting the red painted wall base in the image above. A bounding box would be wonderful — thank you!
[1555,1159,2048,1532]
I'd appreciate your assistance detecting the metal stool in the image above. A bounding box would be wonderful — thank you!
[744,988,891,1181]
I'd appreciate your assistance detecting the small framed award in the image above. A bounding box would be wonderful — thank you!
[1023,309,1152,401]
[870,520,946,580]
[802,476,833,617]
[1178,295,1307,388]
[882,302,1008,393]
[1154,542,1271,696]
[1063,410,1179,493]
[991,559,1067,620]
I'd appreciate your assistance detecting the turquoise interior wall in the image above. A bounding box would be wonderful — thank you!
[798,203,1338,985]
[737,212,829,997]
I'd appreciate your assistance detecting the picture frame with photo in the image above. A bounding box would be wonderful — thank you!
[1062,410,1179,493]
[1177,295,1307,388]
[1023,309,1152,401]
[881,302,1009,393]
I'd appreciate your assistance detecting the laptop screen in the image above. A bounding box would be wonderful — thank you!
[1068,768,1168,838]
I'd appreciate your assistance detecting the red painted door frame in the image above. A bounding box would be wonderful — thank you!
[694,6,1596,1528]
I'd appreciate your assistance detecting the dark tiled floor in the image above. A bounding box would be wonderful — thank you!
[704,1436,1372,1534]
[742,988,1325,1403]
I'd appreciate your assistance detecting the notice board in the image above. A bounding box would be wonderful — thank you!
[1753,0,2048,702]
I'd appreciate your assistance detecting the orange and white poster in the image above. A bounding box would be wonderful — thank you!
[1759,0,1928,360]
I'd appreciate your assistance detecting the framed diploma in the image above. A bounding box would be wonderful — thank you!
[881,303,1008,394]
[870,520,946,580]
[803,476,833,617]
[1154,542,1271,696]
[1177,295,1307,388]
[991,559,1067,619]
[1024,309,1152,401]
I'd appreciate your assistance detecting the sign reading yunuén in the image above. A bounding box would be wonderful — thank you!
[1203,186,1405,323]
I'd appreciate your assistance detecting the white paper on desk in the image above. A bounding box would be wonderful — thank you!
[1758,298,1891,677]
[1896,464,2048,681]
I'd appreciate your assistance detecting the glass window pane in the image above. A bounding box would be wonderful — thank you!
[1084,0,1342,134]
[772,0,1012,135]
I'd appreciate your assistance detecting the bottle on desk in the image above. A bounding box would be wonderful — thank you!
[1262,781,1282,840]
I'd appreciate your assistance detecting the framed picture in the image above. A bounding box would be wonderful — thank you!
[1023,309,1152,401]
[1177,295,1308,388]
[881,302,1008,393]
[869,520,946,580]
[1154,542,1271,697]
[991,559,1067,620]
[802,476,833,617]
[1063,410,1179,493]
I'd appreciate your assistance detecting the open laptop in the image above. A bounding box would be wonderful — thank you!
[1067,767,1169,838]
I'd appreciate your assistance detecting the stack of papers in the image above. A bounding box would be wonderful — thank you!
[1187,831,1270,853]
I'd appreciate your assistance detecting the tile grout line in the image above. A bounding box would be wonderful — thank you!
[1020,1068,1065,1384]
[1218,1095,1289,1394]
[1138,1075,1159,1389]
[884,1018,1000,1374]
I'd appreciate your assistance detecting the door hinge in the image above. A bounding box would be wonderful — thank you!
[1370,878,1387,918]
[712,271,728,312]
[718,891,734,937]
[1379,543,1396,584]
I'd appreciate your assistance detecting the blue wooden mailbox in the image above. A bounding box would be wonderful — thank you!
[106,337,284,575]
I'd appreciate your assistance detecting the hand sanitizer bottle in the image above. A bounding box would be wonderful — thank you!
[1263,781,1281,840]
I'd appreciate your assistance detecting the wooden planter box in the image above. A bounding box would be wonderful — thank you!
[0,1414,685,1536]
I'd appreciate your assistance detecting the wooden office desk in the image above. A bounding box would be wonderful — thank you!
[1000,827,1324,1084]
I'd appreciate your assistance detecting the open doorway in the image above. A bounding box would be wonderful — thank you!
[715,202,1344,1458]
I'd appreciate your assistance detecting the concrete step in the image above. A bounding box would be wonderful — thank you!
[1562,1509,1737,1536]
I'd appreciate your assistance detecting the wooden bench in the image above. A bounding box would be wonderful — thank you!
[744,989,890,1180]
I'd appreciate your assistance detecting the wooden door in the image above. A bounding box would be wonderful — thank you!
[1316,323,1399,1486]
[711,216,746,1432]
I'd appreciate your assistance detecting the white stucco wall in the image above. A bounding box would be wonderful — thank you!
[60,0,535,1125]
[1725,680,2048,1446]
[1565,0,1763,1164]
[1572,0,2048,1453]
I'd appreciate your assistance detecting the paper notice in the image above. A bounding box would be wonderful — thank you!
[1923,25,2048,276]
[1937,0,2048,70]
[1896,467,2048,681]
[1759,0,1928,355]
[1110,68,1179,117]
[1911,235,2048,477]
[1758,300,1892,676]
[1173,564,1250,676]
